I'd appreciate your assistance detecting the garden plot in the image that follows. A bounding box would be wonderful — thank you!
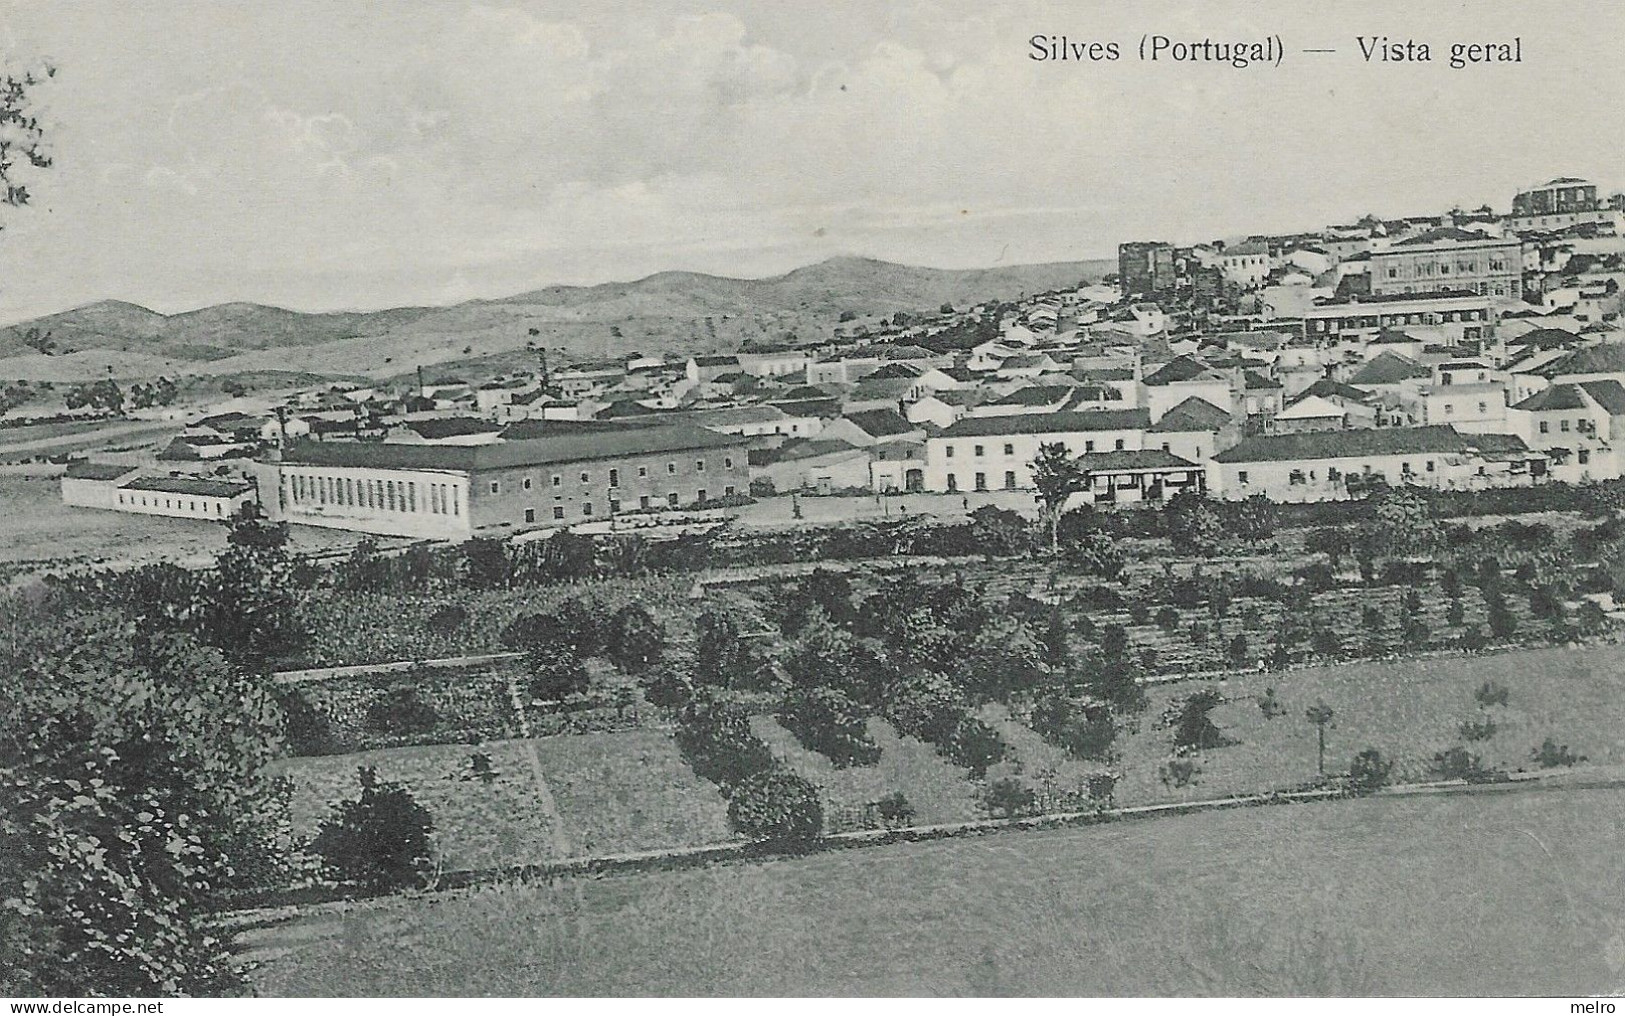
[271,738,564,874]
[530,729,733,858]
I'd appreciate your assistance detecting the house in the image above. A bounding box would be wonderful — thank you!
[262,423,751,539]
[1345,351,1431,399]
[805,344,951,385]
[1242,370,1285,417]
[822,409,924,448]
[907,390,984,430]
[1073,450,1205,507]
[970,384,1123,418]
[1302,292,1497,347]
[661,404,822,440]
[1209,426,1545,502]
[924,409,1151,494]
[1420,383,1509,434]
[1509,381,1625,482]
[158,433,257,461]
[753,439,872,494]
[1143,355,1235,422]
[736,348,811,378]
[60,461,141,510]
[1287,379,1380,430]
[110,476,258,521]
[386,417,506,445]
[1270,394,1353,434]
[869,440,928,494]
[841,376,922,414]
[1146,397,1237,463]
[1219,240,1272,290]
[686,356,741,384]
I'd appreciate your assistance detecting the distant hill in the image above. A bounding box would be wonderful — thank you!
[0,255,1110,382]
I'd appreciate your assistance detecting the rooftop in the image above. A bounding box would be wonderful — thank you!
[282,424,744,473]
[1076,449,1198,471]
[938,409,1150,439]
[842,408,918,438]
[120,476,253,498]
[1214,425,1470,463]
[64,461,138,481]
[1148,397,1232,433]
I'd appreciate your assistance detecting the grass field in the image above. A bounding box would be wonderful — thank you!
[248,783,1625,996]
[1113,643,1625,806]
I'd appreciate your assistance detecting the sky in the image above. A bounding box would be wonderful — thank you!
[0,0,1621,323]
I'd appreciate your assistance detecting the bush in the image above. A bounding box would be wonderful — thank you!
[605,604,665,673]
[1458,715,1496,742]
[676,696,776,790]
[946,718,1010,777]
[1030,694,1116,761]
[727,767,823,842]
[1531,737,1586,769]
[310,766,434,890]
[778,687,882,767]
[983,777,1037,819]
[1474,680,1510,708]
[1169,690,1232,751]
[1257,687,1286,719]
[1227,634,1250,667]
[1159,752,1201,788]
[876,791,915,827]
[525,646,590,702]
[424,604,468,637]
[1432,746,1498,782]
[1348,748,1391,794]
[1154,605,1181,631]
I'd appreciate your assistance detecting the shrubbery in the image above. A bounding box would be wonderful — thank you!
[310,766,434,890]
[726,767,823,842]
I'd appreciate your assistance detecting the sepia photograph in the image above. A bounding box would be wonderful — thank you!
[1,0,1624,1001]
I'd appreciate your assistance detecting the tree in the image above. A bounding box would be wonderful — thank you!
[1305,526,1352,569]
[0,64,54,227]
[605,603,665,673]
[967,504,1032,559]
[1305,702,1335,777]
[1171,690,1231,750]
[525,645,590,701]
[876,791,915,827]
[1348,748,1391,794]
[1357,489,1442,561]
[1164,489,1225,556]
[726,768,823,842]
[1226,494,1278,544]
[1030,443,1086,554]
[1,601,284,996]
[777,686,881,767]
[983,778,1037,819]
[207,503,307,673]
[310,766,434,890]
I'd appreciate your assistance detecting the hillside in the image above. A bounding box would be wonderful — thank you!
[0,256,1109,382]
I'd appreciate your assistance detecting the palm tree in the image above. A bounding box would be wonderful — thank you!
[1305,701,1335,777]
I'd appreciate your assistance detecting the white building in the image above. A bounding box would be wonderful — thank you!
[923,409,1150,493]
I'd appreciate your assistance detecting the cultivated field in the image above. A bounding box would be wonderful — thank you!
[266,642,1625,876]
[248,783,1625,996]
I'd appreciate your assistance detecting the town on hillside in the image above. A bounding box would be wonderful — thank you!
[41,176,1625,538]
